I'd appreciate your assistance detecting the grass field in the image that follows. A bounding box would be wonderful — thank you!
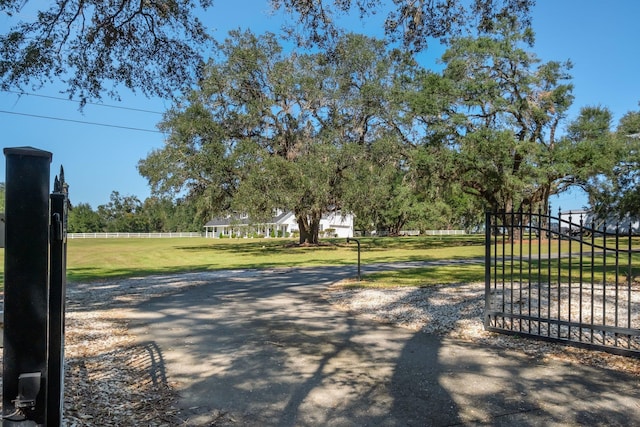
[0,235,486,285]
[65,235,486,283]
[1,234,635,289]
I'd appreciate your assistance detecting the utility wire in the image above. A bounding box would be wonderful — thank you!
[0,109,163,134]
[2,90,165,115]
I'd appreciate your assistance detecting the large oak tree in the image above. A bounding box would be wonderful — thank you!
[139,31,414,243]
[419,19,574,216]
[568,108,640,218]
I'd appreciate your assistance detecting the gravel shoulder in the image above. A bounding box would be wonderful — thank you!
[326,279,640,376]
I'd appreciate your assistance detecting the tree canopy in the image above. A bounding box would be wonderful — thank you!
[139,31,417,243]
[0,0,534,104]
[272,0,534,51]
[578,109,640,218]
[66,192,201,233]
[0,0,212,104]
[6,0,637,235]
[138,16,638,241]
[431,19,574,214]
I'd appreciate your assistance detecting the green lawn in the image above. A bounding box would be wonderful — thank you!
[66,235,486,283]
[347,263,486,289]
[0,235,486,285]
[2,234,632,289]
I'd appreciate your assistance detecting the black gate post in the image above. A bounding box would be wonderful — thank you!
[3,147,52,425]
[46,168,68,426]
[484,210,492,329]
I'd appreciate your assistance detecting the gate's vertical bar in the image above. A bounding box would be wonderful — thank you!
[518,209,523,332]
[557,207,562,339]
[501,211,507,328]
[568,212,573,340]
[547,207,552,337]
[537,207,542,335]
[485,211,492,329]
[527,210,533,334]
[579,215,584,341]
[628,224,633,347]
[47,168,68,426]
[590,216,596,343]
[614,223,620,347]
[492,212,504,327]
[493,212,499,328]
[2,147,52,425]
[602,220,608,345]
[510,210,515,330]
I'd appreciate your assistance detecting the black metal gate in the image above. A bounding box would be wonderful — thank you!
[485,209,640,357]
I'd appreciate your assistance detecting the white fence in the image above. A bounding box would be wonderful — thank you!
[68,230,469,239]
[68,232,202,239]
[421,230,466,236]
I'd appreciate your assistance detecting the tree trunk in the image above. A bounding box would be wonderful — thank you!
[389,215,407,236]
[297,210,321,244]
[503,199,523,242]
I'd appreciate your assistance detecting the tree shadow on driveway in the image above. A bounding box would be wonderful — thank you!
[124,267,640,426]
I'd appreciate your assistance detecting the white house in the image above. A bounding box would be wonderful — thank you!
[204,211,354,238]
[559,209,640,235]
[558,210,590,226]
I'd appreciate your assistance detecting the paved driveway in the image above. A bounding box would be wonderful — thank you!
[127,266,640,426]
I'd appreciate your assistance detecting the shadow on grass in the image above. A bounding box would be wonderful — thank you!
[175,236,485,253]
[175,239,342,255]
[348,264,485,288]
[362,235,484,250]
[67,258,356,284]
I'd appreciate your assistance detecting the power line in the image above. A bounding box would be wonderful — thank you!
[0,109,163,134]
[2,90,165,115]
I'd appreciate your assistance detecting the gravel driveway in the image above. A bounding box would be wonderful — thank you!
[123,265,640,426]
[4,263,638,425]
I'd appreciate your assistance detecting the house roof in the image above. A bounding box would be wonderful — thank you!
[204,217,240,227]
[273,211,293,223]
[205,211,295,227]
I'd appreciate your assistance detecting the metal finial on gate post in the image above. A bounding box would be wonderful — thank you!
[557,206,561,234]
[60,166,69,197]
[53,166,66,194]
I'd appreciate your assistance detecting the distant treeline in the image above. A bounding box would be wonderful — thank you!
[68,192,202,233]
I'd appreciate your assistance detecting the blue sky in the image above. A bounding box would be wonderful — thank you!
[0,1,639,211]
